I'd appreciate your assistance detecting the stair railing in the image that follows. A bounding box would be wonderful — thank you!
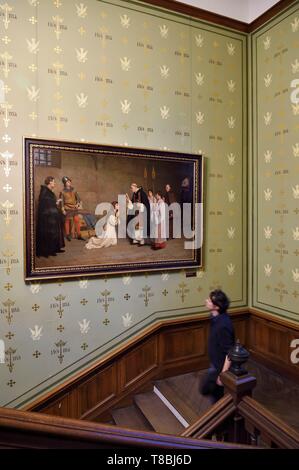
[0,405,253,449]
[182,340,299,448]
[237,396,299,448]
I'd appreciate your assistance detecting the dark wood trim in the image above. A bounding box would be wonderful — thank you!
[0,406,253,449]
[248,308,299,384]
[136,0,297,34]
[24,310,248,420]
[249,307,299,331]
[139,0,248,32]
[23,308,299,422]
[238,396,299,448]
[23,314,206,411]
[248,0,297,32]
[182,394,235,439]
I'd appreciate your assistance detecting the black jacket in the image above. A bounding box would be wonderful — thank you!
[36,186,65,257]
[129,187,151,238]
[208,312,235,374]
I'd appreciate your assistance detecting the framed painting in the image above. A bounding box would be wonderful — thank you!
[24,138,204,280]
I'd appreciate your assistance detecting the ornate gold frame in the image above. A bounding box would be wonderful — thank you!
[24,137,204,281]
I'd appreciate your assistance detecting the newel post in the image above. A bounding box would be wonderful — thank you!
[220,340,256,443]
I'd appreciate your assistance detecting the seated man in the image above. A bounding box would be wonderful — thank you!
[60,176,86,241]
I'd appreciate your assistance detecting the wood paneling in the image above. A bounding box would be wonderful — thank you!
[22,308,299,425]
[0,405,253,449]
[78,364,117,419]
[161,326,206,363]
[27,311,248,421]
[119,337,159,390]
[40,394,70,418]
[233,319,247,346]
[248,310,299,383]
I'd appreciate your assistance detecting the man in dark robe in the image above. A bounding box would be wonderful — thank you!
[164,184,177,239]
[36,176,65,257]
[180,176,194,231]
[180,176,193,205]
[126,183,151,245]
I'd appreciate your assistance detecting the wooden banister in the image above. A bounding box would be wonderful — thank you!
[0,406,254,449]
[182,341,299,448]
[238,396,299,449]
[181,395,235,439]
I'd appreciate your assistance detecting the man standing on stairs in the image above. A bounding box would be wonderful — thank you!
[200,290,235,403]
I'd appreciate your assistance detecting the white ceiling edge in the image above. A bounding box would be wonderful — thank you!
[173,0,281,23]
[247,0,280,22]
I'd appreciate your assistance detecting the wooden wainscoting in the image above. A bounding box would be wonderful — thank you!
[248,308,299,383]
[25,310,248,422]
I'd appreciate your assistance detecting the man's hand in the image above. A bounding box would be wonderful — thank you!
[223,355,231,372]
[216,376,223,386]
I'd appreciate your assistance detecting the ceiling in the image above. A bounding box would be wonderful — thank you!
[173,0,281,23]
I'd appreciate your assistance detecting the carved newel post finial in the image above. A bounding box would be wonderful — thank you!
[221,340,256,406]
[228,339,250,377]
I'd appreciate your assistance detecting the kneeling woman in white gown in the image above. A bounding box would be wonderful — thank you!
[86,201,119,249]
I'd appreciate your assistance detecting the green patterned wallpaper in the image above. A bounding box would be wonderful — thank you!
[251,2,299,322]
[0,0,247,408]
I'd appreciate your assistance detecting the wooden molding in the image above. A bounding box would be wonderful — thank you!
[248,308,299,384]
[249,307,299,331]
[239,396,299,448]
[182,394,235,439]
[139,0,248,32]
[138,0,297,33]
[22,307,299,421]
[22,313,206,411]
[0,406,250,449]
[248,0,297,32]
[24,309,248,417]
[23,309,247,412]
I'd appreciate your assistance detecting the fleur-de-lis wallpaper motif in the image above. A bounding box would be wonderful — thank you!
[264,226,273,240]
[253,5,299,317]
[293,228,299,241]
[120,56,131,72]
[29,326,43,341]
[160,65,169,79]
[264,150,272,163]
[0,0,249,407]
[76,3,87,18]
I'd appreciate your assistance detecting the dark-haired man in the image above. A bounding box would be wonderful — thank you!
[36,176,65,257]
[200,290,235,402]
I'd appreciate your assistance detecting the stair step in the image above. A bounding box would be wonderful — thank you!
[112,405,153,432]
[154,381,199,426]
[160,371,213,417]
[134,391,185,435]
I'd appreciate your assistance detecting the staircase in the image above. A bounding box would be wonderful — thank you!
[109,370,213,435]
[106,360,299,435]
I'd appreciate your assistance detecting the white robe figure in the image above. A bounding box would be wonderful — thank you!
[148,195,156,239]
[153,198,167,249]
[127,200,145,243]
[85,214,119,249]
